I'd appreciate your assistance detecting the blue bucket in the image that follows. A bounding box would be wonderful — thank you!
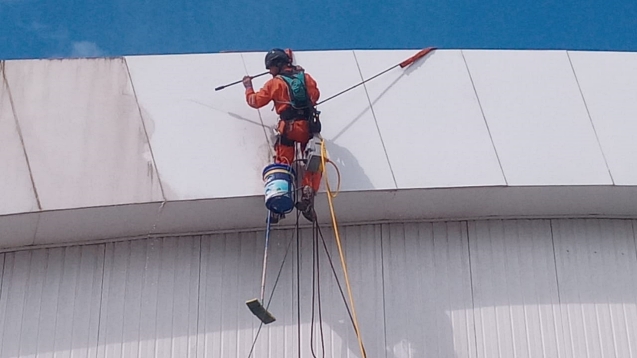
[262,164,296,214]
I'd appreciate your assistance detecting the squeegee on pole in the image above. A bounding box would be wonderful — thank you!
[317,47,436,105]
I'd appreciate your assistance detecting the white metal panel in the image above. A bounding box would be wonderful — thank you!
[552,219,637,358]
[5,184,637,252]
[0,213,39,248]
[97,237,200,358]
[3,58,163,210]
[463,50,611,186]
[33,202,162,245]
[469,220,564,358]
[125,53,271,200]
[568,51,637,185]
[0,245,103,358]
[383,222,476,358]
[150,197,268,236]
[0,65,39,215]
[242,50,396,191]
[355,49,506,188]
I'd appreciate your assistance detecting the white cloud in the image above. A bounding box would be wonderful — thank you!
[70,41,105,58]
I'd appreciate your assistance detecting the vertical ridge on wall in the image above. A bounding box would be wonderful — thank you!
[552,219,637,358]
[0,245,104,358]
[382,221,476,358]
[0,252,6,355]
[198,231,263,358]
[468,220,563,358]
[97,236,200,358]
[336,224,386,357]
[1,219,637,357]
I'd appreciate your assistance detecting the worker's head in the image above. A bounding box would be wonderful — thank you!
[265,48,291,75]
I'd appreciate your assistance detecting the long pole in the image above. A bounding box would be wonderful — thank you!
[316,47,436,105]
[215,71,269,91]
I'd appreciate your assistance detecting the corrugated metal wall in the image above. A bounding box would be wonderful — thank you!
[1,219,636,358]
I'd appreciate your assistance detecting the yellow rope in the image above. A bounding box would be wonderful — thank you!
[320,138,367,358]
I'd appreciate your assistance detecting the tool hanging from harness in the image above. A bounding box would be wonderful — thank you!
[277,69,321,147]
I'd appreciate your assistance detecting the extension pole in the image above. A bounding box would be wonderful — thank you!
[245,213,276,324]
[316,47,436,105]
[259,213,271,302]
[215,71,269,91]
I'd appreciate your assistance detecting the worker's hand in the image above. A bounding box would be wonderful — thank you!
[242,76,253,90]
[294,65,304,72]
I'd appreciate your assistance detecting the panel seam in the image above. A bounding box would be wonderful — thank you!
[240,53,275,160]
[195,235,203,358]
[632,220,637,270]
[123,57,167,200]
[2,61,43,210]
[0,253,5,302]
[465,221,480,358]
[549,220,567,358]
[0,252,6,353]
[353,51,398,188]
[95,244,108,358]
[632,219,637,358]
[461,50,508,186]
[119,242,131,358]
[135,242,147,358]
[379,224,388,358]
[566,51,615,185]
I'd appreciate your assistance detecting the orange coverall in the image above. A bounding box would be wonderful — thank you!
[245,69,322,192]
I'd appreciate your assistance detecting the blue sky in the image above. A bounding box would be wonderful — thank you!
[1,0,636,60]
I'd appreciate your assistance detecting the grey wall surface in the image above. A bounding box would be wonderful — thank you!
[1,218,636,358]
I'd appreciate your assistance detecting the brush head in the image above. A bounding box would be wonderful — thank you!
[246,299,276,324]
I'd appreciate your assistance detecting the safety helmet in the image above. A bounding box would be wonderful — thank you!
[265,48,291,69]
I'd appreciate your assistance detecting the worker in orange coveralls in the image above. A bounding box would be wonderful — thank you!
[242,48,322,223]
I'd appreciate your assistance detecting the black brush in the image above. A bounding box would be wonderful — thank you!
[246,298,276,324]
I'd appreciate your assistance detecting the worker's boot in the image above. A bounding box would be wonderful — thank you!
[296,186,316,222]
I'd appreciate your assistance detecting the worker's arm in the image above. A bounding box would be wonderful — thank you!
[245,79,276,109]
[304,73,320,104]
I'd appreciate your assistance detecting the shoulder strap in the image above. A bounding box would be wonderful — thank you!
[278,70,309,108]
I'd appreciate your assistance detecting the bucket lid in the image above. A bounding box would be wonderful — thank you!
[262,163,296,177]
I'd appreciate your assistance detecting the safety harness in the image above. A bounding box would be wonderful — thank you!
[278,70,311,120]
[277,69,321,146]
